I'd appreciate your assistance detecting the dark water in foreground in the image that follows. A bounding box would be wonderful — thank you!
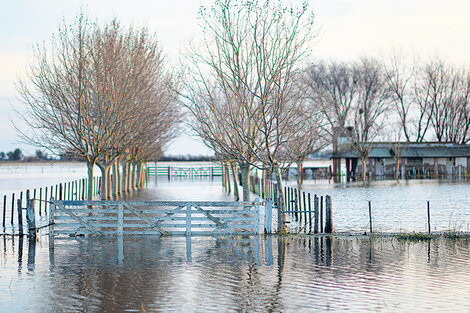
[1,233,470,312]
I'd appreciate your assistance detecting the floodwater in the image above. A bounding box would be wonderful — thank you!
[1,234,470,312]
[295,179,470,233]
[1,164,470,311]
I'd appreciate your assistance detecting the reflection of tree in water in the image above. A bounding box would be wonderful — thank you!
[22,235,470,312]
[48,236,175,312]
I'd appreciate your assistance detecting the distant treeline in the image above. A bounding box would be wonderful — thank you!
[0,148,217,163]
[0,149,53,162]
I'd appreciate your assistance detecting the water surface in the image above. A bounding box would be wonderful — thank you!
[1,234,469,312]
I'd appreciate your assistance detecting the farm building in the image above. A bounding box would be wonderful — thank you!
[332,142,470,181]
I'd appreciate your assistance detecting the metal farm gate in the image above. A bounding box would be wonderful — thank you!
[49,199,266,236]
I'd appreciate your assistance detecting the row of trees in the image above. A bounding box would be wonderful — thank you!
[184,0,470,206]
[307,54,470,184]
[18,14,180,200]
[181,0,325,230]
[0,149,24,161]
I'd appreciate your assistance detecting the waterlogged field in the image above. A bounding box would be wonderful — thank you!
[1,234,470,312]
[1,166,470,312]
[294,179,470,233]
[1,162,470,233]
[0,161,89,195]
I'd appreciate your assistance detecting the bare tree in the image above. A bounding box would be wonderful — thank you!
[305,61,358,149]
[383,52,417,142]
[17,13,99,200]
[286,89,327,185]
[350,57,391,185]
[183,0,315,231]
[414,58,470,144]
[17,14,180,200]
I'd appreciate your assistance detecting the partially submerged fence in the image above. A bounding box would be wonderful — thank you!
[50,199,269,236]
[147,164,223,179]
[2,176,101,232]
[249,173,333,233]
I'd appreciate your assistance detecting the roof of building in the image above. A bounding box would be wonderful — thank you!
[332,142,470,159]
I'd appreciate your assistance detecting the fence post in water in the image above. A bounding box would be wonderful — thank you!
[320,196,324,233]
[314,195,319,233]
[186,204,191,236]
[49,197,55,238]
[117,203,124,236]
[11,193,15,225]
[369,200,373,233]
[26,199,36,237]
[308,193,312,233]
[39,188,42,216]
[17,199,23,236]
[254,197,260,235]
[427,201,431,234]
[325,195,333,233]
[49,197,55,225]
[2,195,6,228]
[264,198,273,234]
[294,189,298,220]
[303,192,307,228]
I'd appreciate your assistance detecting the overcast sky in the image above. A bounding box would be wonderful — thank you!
[2,0,470,156]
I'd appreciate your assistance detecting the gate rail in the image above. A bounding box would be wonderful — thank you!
[49,199,272,236]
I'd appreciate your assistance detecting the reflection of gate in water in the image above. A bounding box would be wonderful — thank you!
[50,199,265,236]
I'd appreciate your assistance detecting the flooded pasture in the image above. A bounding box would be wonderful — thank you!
[1,234,470,312]
[1,163,470,312]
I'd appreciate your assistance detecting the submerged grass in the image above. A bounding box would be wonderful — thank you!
[397,233,433,241]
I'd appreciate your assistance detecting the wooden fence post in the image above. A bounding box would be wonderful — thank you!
[325,195,333,233]
[320,196,324,233]
[186,204,191,236]
[49,197,55,239]
[303,192,307,228]
[264,198,273,234]
[27,199,36,237]
[118,203,123,236]
[294,189,298,220]
[11,193,15,225]
[427,201,431,234]
[314,194,319,233]
[49,197,55,225]
[39,188,43,216]
[308,193,312,233]
[254,197,260,235]
[2,195,6,228]
[17,199,23,236]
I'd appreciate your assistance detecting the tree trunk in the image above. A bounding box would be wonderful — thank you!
[297,161,304,185]
[136,163,142,188]
[240,162,251,201]
[86,159,95,201]
[230,162,239,200]
[225,163,232,194]
[97,164,108,200]
[362,158,367,186]
[396,158,400,182]
[112,160,117,197]
[130,162,135,189]
[273,164,286,233]
[107,164,112,199]
[122,161,127,195]
[126,162,131,191]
